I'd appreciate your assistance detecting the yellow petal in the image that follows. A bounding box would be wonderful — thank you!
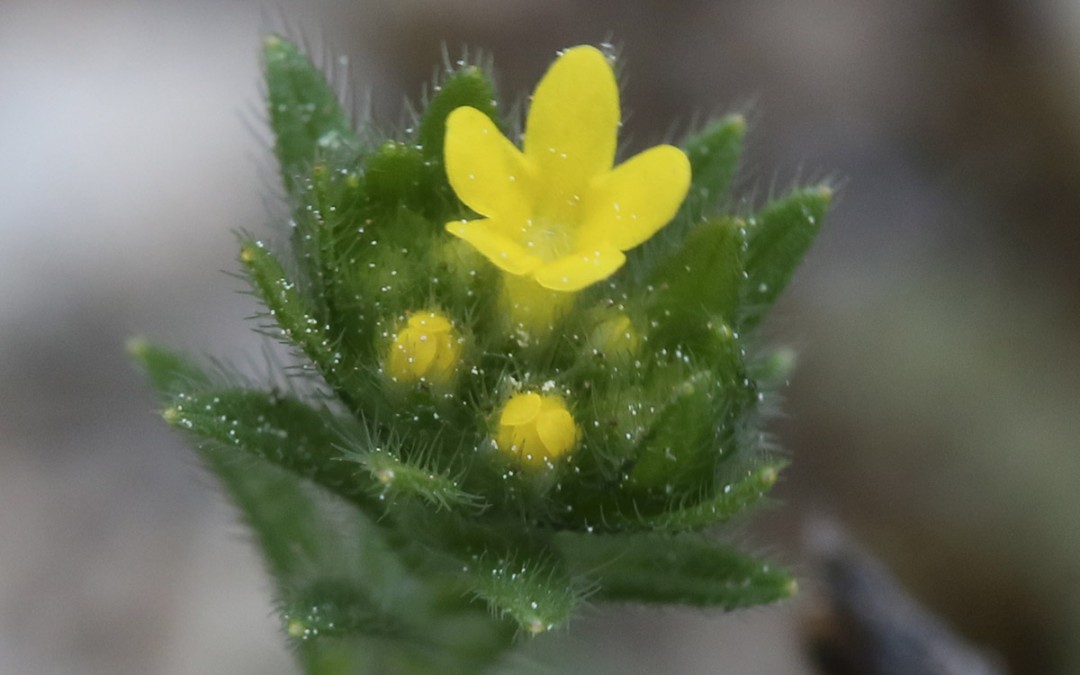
[431,333,459,377]
[386,340,411,379]
[500,392,542,426]
[524,46,618,199]
[385,310,460,387]
[408,331,439,375]
[580,144,691,251]
[445,218,543,276]
[511,425,546,465]
[535,407,577,459]
[532,243,626,291]
[444,107,532,219]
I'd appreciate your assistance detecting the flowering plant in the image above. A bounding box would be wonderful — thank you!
[133,36,829,674]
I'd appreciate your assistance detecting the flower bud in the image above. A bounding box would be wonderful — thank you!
[495,392,578,467]
[385,311,461,387]
[588,312,640,361]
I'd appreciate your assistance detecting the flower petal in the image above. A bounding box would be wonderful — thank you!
[536,407,576,458]
[580,144,691,251]
[524,46,618,199]
[501,392,542,425]
[408,331,439,375]
[446,218,542,276]
[431,333,458,376]
[445,106,532,219]
[532,243,626,291]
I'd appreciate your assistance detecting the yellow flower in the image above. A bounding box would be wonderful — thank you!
[444,46,691,293]
[385,311,461,387]
[495,392,578,467]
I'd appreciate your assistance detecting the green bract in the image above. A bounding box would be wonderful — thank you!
[132,36,829,675]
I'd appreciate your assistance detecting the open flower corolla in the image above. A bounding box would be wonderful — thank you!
[444,46,691,292]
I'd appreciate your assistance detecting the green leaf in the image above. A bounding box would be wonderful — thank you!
[752,346,797,387]
[364,140,428,212]
[418,65,498,161]
[149,382,391,590]
[628,371,729,492]
[128,337,211,400]
[239,240,367,411]
[161,388,377,510]
[625,114,746,284]
[131,332,506,673]
[264,35,358,194]
[293,603,512,675]
[287,162,359,325]
[415,63,500,219]
[195,445,437,672]
[641,461,785,531]
[742,185,831,328]
[681,114,746,220]
[163,406,447,668]
[557,532,795,609]
[281,578,408,641]
[341,446,486,513]
[460,547,580,635]
[200,442,334,583]
[646,217,745,347]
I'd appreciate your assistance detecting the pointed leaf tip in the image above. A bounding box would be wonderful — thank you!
[741,184,831,328]
[558,532,794,609]
[680,113,748,220]
[263,35,357,194]
[418,63,498,161]
[130,340,212,401]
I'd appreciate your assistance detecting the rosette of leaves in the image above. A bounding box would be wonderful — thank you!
[132,35,829,675]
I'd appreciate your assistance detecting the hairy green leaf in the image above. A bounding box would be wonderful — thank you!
[628,371,729,492]
[161,388,377,509]
[647,217,746,347]
[281,578,408,641]
[742,185,831,328]
[264,35,358,194]
[128,338,212,399]
[558,532,794,608]
[681,114,746,220]
[642,461,785,531]
[460,547,580,635]
[364,141,428,212]
[418,64,498,161]
[240,240,368,411]
[342,446,486,512]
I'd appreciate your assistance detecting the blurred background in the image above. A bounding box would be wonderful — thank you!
[2,0,1078,673]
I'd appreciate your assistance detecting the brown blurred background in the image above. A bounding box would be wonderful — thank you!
[2,1,1078,673]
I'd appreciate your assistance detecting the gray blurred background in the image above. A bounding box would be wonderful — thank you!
[2,1,1079,673]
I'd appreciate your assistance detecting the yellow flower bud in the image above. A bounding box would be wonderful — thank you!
[500,273,574,338]
[588,312,639,360]
[495,392,578,467]
[385,311,461,387]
